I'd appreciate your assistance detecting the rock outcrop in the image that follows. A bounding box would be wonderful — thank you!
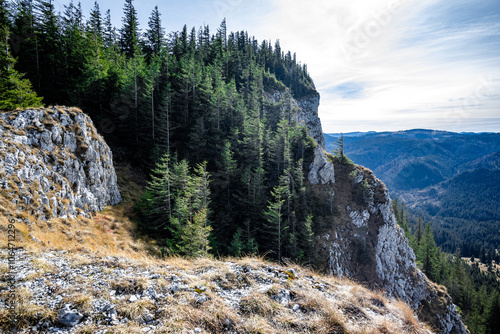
[312,159,468,334]
[267,91,334,185]
[283,94,469,333]
[0,107,121,219]
[294,94,335,185]
[294,93,326,149]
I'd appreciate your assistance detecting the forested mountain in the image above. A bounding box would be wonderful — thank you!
[325,130,500,258]
[0,0,321,260]
[0,1,475,332]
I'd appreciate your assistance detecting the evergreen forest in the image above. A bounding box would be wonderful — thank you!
[393,199,500,334]
[0,0,326,261]
[1,1,499,332]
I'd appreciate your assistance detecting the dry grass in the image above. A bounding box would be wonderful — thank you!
[111,277,148,295]
[116,299,154,322]
[0,288,56,331]
[63,292,94,313]
[240,291,281,316]
[394,299,423,333]
[75,324,145,334]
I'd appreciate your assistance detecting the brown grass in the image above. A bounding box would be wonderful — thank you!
[111,277,148,295]
[240,291,280,316]
[394,299,421,331]
[116,299,154,322]
[63,292,94,313]
[0,288,56,331]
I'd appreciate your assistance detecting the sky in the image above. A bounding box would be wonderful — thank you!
[53,0,500,133]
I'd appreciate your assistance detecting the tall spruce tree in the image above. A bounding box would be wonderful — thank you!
[120,0,139,58]
[417,223,440,281]
[264,177,288,260]
[145,5,164,58]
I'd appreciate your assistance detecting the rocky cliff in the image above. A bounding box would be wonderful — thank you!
[0,107,121,219]
[273,93,467,333]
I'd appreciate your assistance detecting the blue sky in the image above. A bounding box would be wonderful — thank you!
[54,0,500,133]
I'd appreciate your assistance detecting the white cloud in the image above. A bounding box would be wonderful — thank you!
[253,0,500,132]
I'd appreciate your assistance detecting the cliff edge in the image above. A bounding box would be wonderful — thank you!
[274,93,468,334]
[0,106,121,220]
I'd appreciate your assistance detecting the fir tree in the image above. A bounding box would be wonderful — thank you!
[417,223,440,281]
[263,177,288,260]
[145,6,164,58]
[484,289,500,334]
[334,133,350,165]
[0,25,43,110]
[229,228,244,257]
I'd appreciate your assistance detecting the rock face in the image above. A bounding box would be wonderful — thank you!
[0,107,121,219]
[294,93,326,149]
[267,91,334,185]
[294,94,335,185]
[289,94,469,333]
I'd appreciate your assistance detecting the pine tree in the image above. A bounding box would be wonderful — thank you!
[0,0,9,28]
[180,208,212,257]
[300,214,315,264]
[417,223,440,281]
[103,9,116,48]
[415,216,424,246]
[34,0,62,103]
[140,153,172,230]
[334,133,350,165]
[145,6,164,58]
[229,228,244,257]
[87,1,102,39]
[484,289,500,334]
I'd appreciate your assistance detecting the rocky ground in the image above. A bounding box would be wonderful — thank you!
[0,249,432,334]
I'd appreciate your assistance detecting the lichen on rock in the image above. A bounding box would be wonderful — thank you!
[0,106,121,219]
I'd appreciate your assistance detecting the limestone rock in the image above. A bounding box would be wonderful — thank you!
[57,304,83,327]
[0,107,121,219]
[317,169,468,334]
[265,91,326,149]
[308,146,335,184]
[294,94,326,149]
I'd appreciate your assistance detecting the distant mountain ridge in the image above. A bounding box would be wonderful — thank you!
[325,129,500,192]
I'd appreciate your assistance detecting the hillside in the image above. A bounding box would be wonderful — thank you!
[0,247,433,334]
[0,2,470,332]
[0,108,435,333]
[0,105,468,333]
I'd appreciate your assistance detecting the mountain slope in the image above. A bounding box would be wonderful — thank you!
[0,248,432,334]
[0,105,468,333]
